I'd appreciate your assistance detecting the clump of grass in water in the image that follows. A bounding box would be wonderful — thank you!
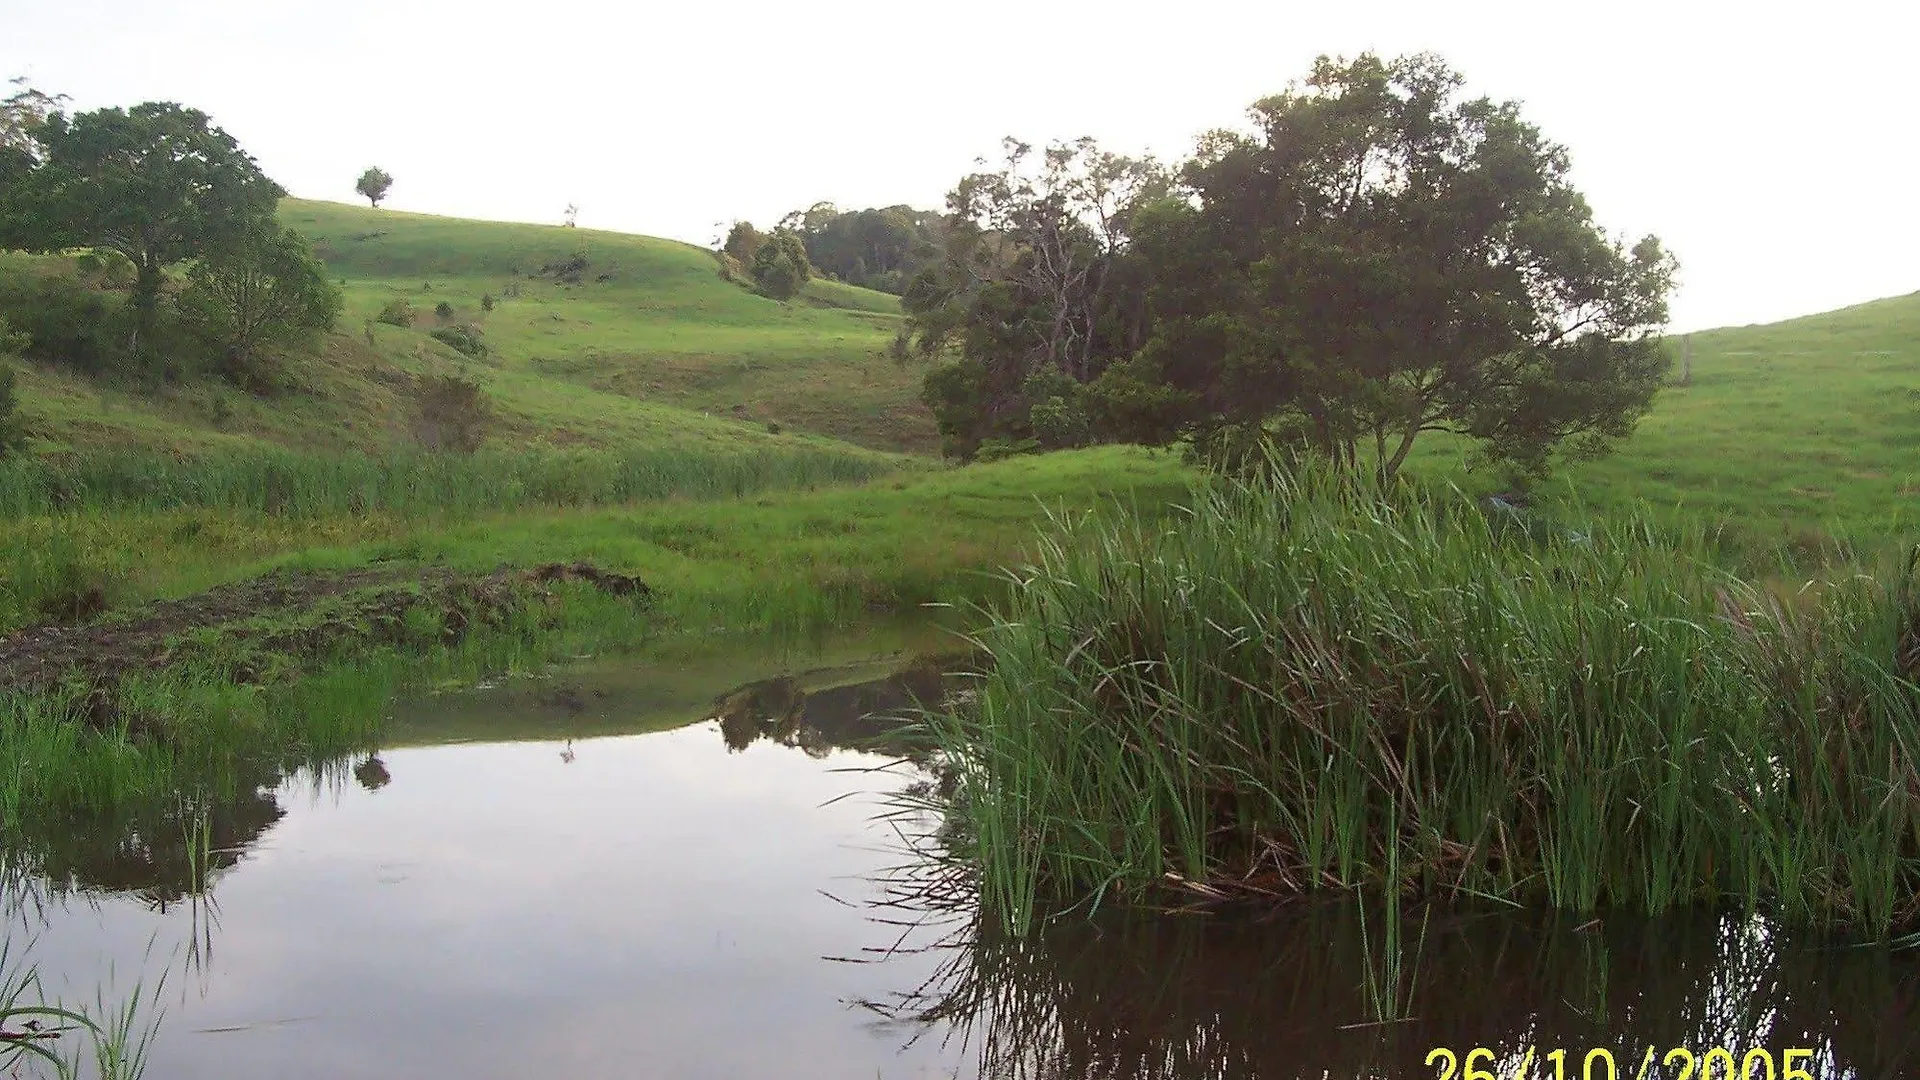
[924,460,1920,940]
[0,930,165,1080]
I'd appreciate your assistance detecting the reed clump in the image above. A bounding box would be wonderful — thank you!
[931,464,1920,939]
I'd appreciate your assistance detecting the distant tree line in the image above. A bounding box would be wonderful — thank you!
[0,77,340,409]
[896,53,1679,481]
[721,202,948,298]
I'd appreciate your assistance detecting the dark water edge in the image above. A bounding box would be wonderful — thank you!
[4,627,1918,1079]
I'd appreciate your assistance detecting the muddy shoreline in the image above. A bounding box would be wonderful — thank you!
[0,561,651,726]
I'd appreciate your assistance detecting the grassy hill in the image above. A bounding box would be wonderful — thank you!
[3,198,933,461]
[1415,291,1920,550]
[285,199,932,453]
[2,194,1914,552]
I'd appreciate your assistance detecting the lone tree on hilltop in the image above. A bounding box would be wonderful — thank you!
[355,166,393,208]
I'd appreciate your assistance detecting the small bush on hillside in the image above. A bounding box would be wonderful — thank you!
[765,421,782,435]
[480,293,495,312]
[750,232,812,302]
[428,324,487,359]
[376,299,415,327]
[434,300,454,320]
[0,318,30,457]
[411,372,493,453]
[0,364,28,457]
[74,250,136,289]
[0,274,135,375]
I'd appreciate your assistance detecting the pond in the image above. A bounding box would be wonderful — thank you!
[6,628,1920,1079]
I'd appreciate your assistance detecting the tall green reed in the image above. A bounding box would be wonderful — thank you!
[927,463,1920,938]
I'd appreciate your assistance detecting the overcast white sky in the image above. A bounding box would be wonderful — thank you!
[3,0,1914,332]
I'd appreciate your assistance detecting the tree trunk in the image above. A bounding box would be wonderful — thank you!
[1380,423,1421,481]
[130,258,163,360]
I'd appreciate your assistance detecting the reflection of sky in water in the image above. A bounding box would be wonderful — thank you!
[10,658,1920,1079]
[21,726,964,1080]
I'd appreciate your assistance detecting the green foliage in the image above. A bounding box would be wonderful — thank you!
[428,323,487,358]
[907,55,1675,477]
[375,298,415,327]
[750,231,812,301]
[355,166,393,208]
[480,292,494,312]
[904,137,1164,460]
[1119,53,1675,480]
[0,318,27,457]
[721,220,764,265]
[0,269,134,376]
[180,226,343,391]
[411,372,492,452]
[928,463,1920,939]
[433,299,454,320]
[1,101,284,359]
[774,201,947,293]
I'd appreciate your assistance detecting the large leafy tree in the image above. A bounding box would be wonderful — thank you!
[4,101,285,354]
[181,226,342,390]
[1104,53,1676,479]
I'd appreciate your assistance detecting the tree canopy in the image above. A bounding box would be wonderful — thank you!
[182,225,342,390]
[2,101,285,353]
[750,231,812,301]
[355,166,393,208]
[775,202,947,294]
[902,53,1677,477]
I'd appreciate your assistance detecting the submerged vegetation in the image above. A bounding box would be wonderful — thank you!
[928,463,1920,939]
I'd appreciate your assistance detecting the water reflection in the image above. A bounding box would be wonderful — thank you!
[709,652,960,756]
[3,641,1917,1079]
[858,882,1920,1079]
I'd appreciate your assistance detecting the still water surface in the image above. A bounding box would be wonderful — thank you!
[8,632,1920,1079]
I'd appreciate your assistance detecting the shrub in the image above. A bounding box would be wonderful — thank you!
[411,373,492,453]
[428,324,487,359]
[480,293,495,312]
[434,300,454,320]
[0,362,28,458]
[765,421,782,435]
[0,273,133,375]
[375,299,415,327]
[750,232,812,301]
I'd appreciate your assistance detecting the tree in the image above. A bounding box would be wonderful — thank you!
[355,166,393,208]
[900,137,1165,459]
[750,231,812,301]
[4,102,285,357]
[722,220,765,265]
[0,77,66,161]
[181,227,343,389]
[1104,53,1676,480]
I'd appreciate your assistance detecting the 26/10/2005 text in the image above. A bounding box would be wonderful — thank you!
[1426,1046,1819,1080]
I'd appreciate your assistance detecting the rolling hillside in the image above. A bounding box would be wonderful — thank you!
[285,199,932,453]
[2,196,1914,549]
[4,198,933,460]
[1412,291,1920,546]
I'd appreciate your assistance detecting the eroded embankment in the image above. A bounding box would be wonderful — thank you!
[0,561,651,730]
